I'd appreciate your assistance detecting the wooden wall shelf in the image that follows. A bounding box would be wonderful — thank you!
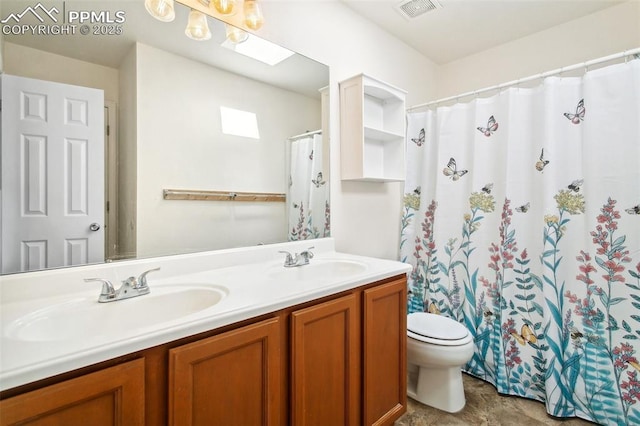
[163,189,286,203]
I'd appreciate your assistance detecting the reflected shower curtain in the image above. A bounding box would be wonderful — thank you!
[400,60,640,424]
[287,132,330,240]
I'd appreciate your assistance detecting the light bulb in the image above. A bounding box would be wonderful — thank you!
[212,0,236,15]
[225,24,249,43]
[243,0,264,30]
[144,0,175,22]
[185,9,212,41]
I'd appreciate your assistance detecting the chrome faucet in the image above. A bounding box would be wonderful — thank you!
[85,267,160,303]
[279,247,314,267]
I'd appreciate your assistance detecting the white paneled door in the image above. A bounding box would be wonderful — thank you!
[1,75,104,274]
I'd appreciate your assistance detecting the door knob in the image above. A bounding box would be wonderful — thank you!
[90,223,101,231]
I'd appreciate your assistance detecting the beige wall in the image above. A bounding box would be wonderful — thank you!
[3,42,119,103]
[117,45,138,259]
[436,1,640,100]
[0,32,4,72]
[258,2,439,260]
[134,43,321,257]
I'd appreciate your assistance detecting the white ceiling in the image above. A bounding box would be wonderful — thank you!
[340,0,626,64]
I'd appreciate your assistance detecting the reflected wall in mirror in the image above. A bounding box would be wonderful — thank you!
[0,0,330,274]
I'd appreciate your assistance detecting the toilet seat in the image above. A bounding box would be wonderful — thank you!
[407,313,472,346]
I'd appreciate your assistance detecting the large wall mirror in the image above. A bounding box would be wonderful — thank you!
[0,0,330,274]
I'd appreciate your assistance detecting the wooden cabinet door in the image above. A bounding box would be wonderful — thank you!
[0,358,145,426]
[363,278,407,426]
[168,317,281,426]
[290,294,360,426]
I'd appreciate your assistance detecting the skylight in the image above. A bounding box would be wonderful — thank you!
[221,34,295,66]
[219,106,260,139]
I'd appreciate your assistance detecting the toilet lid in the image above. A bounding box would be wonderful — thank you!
[407,312,469,341]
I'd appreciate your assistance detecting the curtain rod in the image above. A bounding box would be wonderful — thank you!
[288,129,322,141]
[407,47,640,112]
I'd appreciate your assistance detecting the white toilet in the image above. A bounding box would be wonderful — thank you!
[406,312,474,413]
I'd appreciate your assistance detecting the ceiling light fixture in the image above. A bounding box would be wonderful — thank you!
[144,0,176,22]
[144,0,265,44]
[185,9,212,41]
[225,24,249,44]
[243,0,264,30]
[211,0,237,15]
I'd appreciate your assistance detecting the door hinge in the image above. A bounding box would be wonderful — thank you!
[106,200,110,212]
[106,124,110,136]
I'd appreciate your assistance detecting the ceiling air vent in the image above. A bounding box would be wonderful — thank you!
[395,0,442,19]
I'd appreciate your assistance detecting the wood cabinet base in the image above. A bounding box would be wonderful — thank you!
[0,275,407,426]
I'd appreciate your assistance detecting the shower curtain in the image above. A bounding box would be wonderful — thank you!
[287,132,330,240]
[400,60,640,424]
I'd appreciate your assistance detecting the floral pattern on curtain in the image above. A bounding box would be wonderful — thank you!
[400,60,640,424]
[287,132,330,240]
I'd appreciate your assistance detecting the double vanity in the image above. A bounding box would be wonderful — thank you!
[0,238,410,425]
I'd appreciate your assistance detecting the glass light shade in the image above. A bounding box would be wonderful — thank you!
[144,0,175,22]
[211,0,236,15]
[185,9,212,41]
[225,24,249,43]
[243,0,264,30]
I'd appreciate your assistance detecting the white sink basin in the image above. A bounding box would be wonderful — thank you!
[267,259,368,282]
[5,284,228,342]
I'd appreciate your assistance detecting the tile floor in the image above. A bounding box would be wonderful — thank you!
[395,374,596,425]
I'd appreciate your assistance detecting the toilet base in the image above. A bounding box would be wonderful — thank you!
[407,364,466,413]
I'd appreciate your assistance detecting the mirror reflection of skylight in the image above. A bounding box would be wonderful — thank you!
[221,34,295,66]
[220,106,260,139]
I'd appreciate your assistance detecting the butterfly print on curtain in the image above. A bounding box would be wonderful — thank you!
[535,148,549,172]
[312,172,326,187]
[564,99,585,124]
[443,157,468,181]
[477,115,499,137]
[412,128,426,146]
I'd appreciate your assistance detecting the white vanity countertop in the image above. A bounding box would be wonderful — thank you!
[0,238,411,392]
